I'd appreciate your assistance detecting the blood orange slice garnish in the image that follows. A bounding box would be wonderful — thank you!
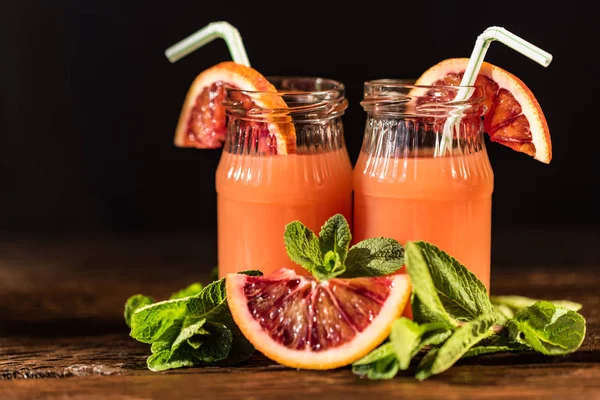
[174,61,296,155]
[415,58,552,163]
[226,268,411,370]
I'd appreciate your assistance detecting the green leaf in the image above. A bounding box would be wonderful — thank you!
[353,342,394,366]
[390,318,452,370]
[494,304,514,323]
[340,238,405,278]
[507,301,586,355]
[147,345,196,372]
[405,241,493,324]
[124,294,154,328]
[319,214,352,264]
[170,283,204,299]
[419,330,453,350]
[171,316,209,350]
[416,314,495,380]
[414,348,439,381]
[130,270,262,371]
[130,298,188,343]
[411,295,445,324]
[404,243,455,325]
[284,221,324,276]
[151,340,171,354]
[462,335,530,358]
[237,269,263,277]
[185,279,228,317]
[321,250,345,278]
[194,322,233,362]
[491,295,583,313]
[187,336,204,349]
[353,354,399,380]
[150,320,185,353]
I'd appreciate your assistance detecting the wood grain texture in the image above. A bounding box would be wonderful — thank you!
[0,235,599,399]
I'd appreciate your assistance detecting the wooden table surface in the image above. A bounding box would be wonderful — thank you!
[1,232,599,399]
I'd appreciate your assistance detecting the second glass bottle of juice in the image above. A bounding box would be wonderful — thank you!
[217,77,353,278]
[353,80,494,290]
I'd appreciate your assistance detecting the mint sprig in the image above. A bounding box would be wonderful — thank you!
[284,214,405,280]
[124,270,261,371]
[507,300,586,355]
[353,240,587,381]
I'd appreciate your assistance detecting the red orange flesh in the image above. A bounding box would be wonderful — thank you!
[174,61,296,154]
[226,268,411,370]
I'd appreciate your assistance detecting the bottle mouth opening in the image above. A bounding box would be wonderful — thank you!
[362,79,485,117]
[224,77,348,121]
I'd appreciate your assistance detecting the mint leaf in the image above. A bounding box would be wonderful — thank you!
[128,270,262,371]
[124,294,154,328]
[147,347,196,372]
[353,354,399,380]
[416,314,495,380]
[494,304,514,323]
[492,295,582,313]
[284,221,323,276]
[171,316,209,350]
[353,342,394,366]
[170,283,204,299]
[319,214,352,265]
[462,335,529,358]
[193,322,232,362]
[405,241,493,324]
[390,318,452,370]
[284,216,405,281]
[185,279,228,317]
[414,348,438,381]
[404,242,455,325]
[507,301,586,355]
[340,238,404,278]
[130,298,188,343]
[411,295,446,324]
[185,277,255,365]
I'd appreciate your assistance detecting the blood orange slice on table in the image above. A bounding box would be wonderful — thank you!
[415,58,552,163]
[174,61,296,154]
[226,268,411,370]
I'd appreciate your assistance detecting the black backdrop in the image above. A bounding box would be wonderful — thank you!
[1,1,598,236]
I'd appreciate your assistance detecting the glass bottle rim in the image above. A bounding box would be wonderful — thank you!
[224,76,347,120]
[362,79,485,117]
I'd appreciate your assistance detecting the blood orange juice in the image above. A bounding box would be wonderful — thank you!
[217,77,352,278]
[217,150,352,277]
[353,80,494,290]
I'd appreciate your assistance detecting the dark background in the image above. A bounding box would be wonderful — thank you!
[1,1,598,243]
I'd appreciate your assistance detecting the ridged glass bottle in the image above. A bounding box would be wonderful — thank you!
[353,80,494,289]
[216,77,352,277]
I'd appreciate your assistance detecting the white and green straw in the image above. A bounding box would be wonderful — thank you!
[164,21,250,66]
[438,26,553,154]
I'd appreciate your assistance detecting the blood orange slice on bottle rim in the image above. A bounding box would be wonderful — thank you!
[174,61,296,155]
[415,58,552,163]
[226,268,411,370]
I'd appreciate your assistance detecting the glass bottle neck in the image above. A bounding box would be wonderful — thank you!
[360,114,486,158]
[223,116,347,156]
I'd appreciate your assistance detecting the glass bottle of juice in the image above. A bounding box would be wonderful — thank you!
[353,80,494,290]
[216,77,353,278]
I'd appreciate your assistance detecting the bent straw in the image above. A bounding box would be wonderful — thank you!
[165,21,250,66]
[438,26,553,154]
